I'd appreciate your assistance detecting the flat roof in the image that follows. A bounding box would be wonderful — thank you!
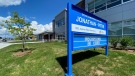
[55,8,67,18]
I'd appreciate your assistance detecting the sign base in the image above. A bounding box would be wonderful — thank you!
[65,73,74,76]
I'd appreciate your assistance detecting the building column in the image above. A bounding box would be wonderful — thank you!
[48,33,50,41]
[122,21,124,37]
[42,34,44,42]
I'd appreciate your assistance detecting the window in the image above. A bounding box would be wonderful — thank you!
[109,19,135,39]
[56,35,58,39]
[123,19,135,34]
[109,21,122,35]
[55,22,58,28]
[56,18,65,28]
[88,1,94,13]
[123,0,131,3]
[95,0,106,13]
[124,20,131,26]
[124,19,135,26]
[123,26,135,34]
[58,35,65,40]
[61,18,65,25]
[123,19,135,39]
[107,0,122,8]
[57,21,60,27]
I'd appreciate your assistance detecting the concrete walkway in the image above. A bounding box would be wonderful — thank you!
[0,42,41,49]
[0,42,12,49]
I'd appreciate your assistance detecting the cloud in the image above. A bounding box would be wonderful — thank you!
[0,27,7,34]
[25,17,29,21]
[0,16,11,24]
[0,16,13,38]
[0,16,53,38]
[0,27,12,38]
[30,21,52,34]
[7,11,11,16]
[30,17,36,19]
[44,22,52,32]
[0,0,26,6]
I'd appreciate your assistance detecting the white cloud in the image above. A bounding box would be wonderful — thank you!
[0,27,7,34]
[44,22,52,32]
[0,16,53,38]
[0,16,12,38]
[0,16,11,24]
[30,21,52,34]
[25,17,29,21]
[0,0,26,6]
[30,17,36,20]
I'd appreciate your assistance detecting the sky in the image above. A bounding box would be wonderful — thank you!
[0,0,80,38]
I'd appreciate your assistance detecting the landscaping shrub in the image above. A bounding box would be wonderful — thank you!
[109,37,119,48]
[64,40,67,44]
[61,40,67,44]
[120,36,134,50]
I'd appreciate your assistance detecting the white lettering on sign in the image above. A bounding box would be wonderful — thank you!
[75,13,105,29]
[72,24,106,35]
[98,23,104,28]
[85,37,101,46]
[76,16,96,26]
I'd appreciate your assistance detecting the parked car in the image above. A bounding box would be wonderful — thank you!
[0,39,2,42]
[2,39,7,42]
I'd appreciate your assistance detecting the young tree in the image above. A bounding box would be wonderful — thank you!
[1,12,36,52]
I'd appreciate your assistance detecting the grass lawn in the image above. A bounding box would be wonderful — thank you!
[0,42,135,76]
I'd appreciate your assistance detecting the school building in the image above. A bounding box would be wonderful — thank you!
[37,0,135,41]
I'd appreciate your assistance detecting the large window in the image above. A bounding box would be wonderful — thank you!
[95,0,106,13]
[56,18,65,28]
[109,21,122,35]
[123,0,131,3]
[58,35,65,40]
[87,0,132,13]
[107,0,121,8]
[109,19,135,39]
[88,1,94,13]
[123,19,135,34]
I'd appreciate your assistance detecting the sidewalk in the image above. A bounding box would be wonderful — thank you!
[0,43,12,49]
[0,42,41,49]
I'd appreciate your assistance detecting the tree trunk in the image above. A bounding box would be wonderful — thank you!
[22,37,25,52]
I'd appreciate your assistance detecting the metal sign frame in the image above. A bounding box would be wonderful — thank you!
[66,3,108,76]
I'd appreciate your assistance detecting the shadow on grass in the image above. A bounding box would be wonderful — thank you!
[56,50,101,73]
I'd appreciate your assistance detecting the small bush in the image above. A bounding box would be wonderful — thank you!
[61,40,67,44]
[108,46,111,49]
[52,39,58,42]
[120,36,134,50]
[64,40,67,44]
[109,37,119,48]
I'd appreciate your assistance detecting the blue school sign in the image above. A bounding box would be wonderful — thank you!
[66,3,108,76]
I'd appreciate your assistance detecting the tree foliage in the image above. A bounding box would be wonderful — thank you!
[0,12,36,52]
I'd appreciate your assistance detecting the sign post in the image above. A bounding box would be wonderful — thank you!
[66,3,108,76]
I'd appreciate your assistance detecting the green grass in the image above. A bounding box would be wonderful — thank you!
[0,42,135,76]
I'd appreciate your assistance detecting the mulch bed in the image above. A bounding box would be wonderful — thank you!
[13,50,32,57]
